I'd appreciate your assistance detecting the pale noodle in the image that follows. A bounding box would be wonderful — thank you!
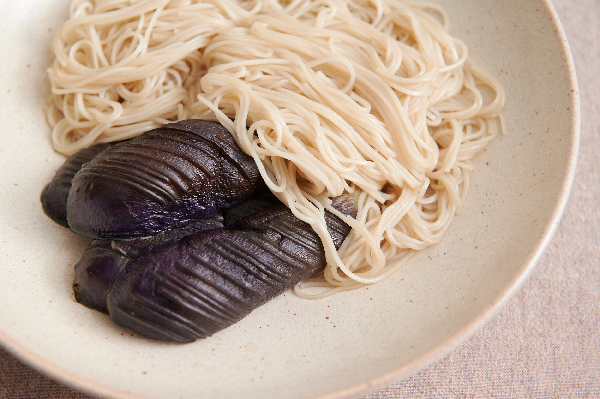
[47,0,505,297]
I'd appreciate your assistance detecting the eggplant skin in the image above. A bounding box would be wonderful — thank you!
[73,216,224,314]
[73,240,130,314]
[40,143,113,227]
[107,196,356,342]
[67,120,265,239]
[222,191,281,228]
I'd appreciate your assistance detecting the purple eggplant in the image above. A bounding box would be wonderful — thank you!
[41,143,114,227]
[72,239,130,314]
[222,191,281,228]
[73,216,225,314]
[67,120,265,239]
[107,195,356,342]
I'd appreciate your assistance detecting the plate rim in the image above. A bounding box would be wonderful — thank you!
[317,0,581,396]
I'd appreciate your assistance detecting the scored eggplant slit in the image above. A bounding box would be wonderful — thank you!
[67,120,265,239]
[42,120,356,342]
[73,215,226,314]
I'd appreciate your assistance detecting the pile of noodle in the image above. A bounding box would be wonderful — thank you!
[47,0,505,298]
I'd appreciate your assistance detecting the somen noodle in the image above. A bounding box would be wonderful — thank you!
[47,0,505,298]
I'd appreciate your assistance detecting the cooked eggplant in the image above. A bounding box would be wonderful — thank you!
[73,216,225,314]
[40,143,114,227]
[107,195,356,342]
[41,119,357,343]
[67,120,265,239]
[72,239,130,314]
[222,191,281,228]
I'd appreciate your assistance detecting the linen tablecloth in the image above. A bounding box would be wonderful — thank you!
[1,0,598,397]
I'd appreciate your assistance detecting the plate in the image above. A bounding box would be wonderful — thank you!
[0,0,579,398]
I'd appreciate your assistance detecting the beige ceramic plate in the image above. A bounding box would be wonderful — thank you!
[0,0,579,398]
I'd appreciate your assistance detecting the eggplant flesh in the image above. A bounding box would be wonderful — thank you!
[67,120,265,239]
[107,196,355,342]
[41,143,114,227]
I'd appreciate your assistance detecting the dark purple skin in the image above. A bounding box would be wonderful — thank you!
[67,120,265,239]
[74,193,281,315]
[72,240,130,314]
[73,216,225,314]
[222,190,281,228]
[107,195,356,342]
[40,143,114,227]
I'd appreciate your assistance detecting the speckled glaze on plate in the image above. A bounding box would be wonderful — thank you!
[0,0,579,398]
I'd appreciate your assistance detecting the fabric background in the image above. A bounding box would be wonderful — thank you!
[1,0,598,397]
